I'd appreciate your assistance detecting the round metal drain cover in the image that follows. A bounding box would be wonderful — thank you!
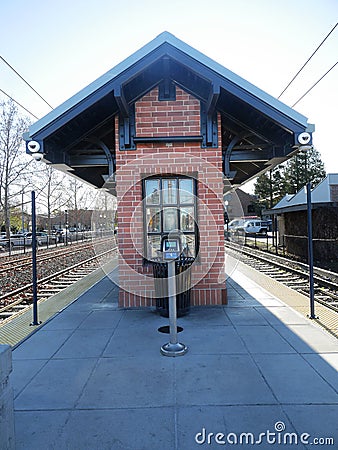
[158,325,183,334]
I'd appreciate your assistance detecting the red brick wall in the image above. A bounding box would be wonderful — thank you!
[136,88,200,137]
[115,86,226,308]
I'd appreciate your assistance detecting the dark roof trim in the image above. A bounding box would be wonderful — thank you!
[266,202,337,214]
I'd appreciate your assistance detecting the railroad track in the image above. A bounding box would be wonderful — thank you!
[0,237,117,296]
[225,241,338,313]
[0,237,115,273]
[0,246,117,323]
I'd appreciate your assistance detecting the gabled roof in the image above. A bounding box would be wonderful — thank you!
[270,174,338,213]
[29,31,311,138]
[288,186,307,206]
[25,31,314,190]
[29,31,313,137]
[272,194,294,209]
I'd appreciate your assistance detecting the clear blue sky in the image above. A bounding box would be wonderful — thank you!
[1,0,337,190]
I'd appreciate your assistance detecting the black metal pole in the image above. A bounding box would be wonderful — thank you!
[65,210,68,246]
[306,182,316,319]
[275,216,278,255]
[30,191,41,326]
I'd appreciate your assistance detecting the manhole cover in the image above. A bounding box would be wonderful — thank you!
[158,325,183,334]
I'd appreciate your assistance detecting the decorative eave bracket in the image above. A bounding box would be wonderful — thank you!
[116,86,136,150]
[201,84,220,148]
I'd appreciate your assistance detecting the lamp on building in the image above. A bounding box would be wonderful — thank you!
[27,141,45,162]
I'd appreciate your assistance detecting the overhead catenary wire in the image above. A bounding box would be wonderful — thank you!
[278,22,338,99]
[0,55,54,109]
[0,88,39,119]
[1,25,337,122]
[291,60,338,107]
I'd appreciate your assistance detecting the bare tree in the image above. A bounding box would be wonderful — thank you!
[28,164,97,233]
[66,177,96,229]
[31,165,71,233]
[0,99,31,236]
[91,189,116,232]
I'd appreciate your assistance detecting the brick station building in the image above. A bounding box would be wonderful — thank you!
[25,32,313,308]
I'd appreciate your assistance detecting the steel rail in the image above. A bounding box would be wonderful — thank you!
[0,246,117,314]
[225,241,338,313]
[0,237,114,273]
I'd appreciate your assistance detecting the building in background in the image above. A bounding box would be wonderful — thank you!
[269,174,338,263]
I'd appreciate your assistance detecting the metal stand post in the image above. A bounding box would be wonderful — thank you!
[160,260,188,357]
[30,191,41,326]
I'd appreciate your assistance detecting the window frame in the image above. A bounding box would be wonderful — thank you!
[143,175,199,262]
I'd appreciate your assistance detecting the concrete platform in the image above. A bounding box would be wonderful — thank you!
[10,265,338,449]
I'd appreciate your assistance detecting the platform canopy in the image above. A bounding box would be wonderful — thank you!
[25,31,314,191]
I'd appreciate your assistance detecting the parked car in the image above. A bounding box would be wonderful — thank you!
[0,233,26,248]
[237,220,268,235]
[227,219,246,230]
[0,235,10,250]
[52,229,65,242]
[51,228,79,243]
[25,232,57,245]
[225,219,244,236]
[0,232,56,249]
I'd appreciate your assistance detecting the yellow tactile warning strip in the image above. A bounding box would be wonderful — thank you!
[234,257,338,339]
[0,258,118,347]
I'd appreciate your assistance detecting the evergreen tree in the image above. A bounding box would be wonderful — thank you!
[254,166,288,210]
[254,147,326,208]
[283,147,326,193]
[254,170,272,210]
